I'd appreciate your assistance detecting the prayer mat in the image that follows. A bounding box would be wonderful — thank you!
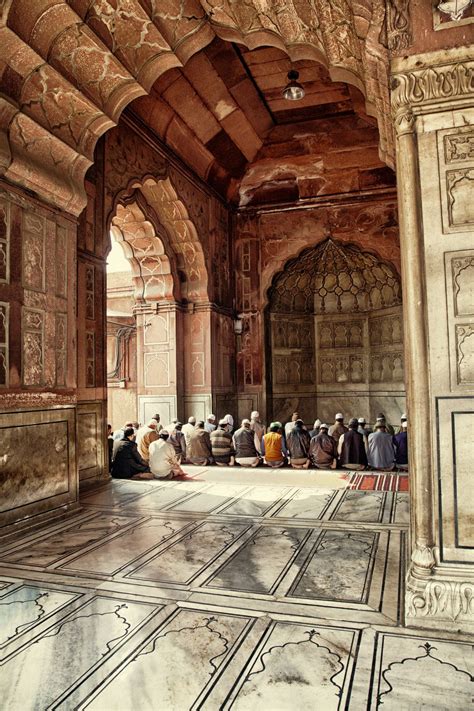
[342,471,409,492]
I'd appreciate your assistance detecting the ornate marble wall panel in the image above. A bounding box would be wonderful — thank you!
[76,402,106,485]
[439,127,474,234]
[21,308,45,387]
[436,398,474,563]
[21,212,46,293]
[444,250,474,390]
[0,407,76,530]
[0,187,77,400]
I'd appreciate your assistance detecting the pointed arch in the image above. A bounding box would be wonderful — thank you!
[108,174,209,303]
[110,201,176,303]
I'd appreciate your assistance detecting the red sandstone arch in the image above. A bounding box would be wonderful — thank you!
[110,201,177,304]
[0,1,393,215]
[108,175,209,303]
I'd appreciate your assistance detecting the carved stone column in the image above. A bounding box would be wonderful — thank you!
[392,47,474,632]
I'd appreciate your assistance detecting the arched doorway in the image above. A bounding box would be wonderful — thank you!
[106,200,177,429]
[266,238,405,426]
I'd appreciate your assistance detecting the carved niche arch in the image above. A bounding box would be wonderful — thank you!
[265,237,404,424]
[268,238,402,314]
[0,1,394,214]
[108,175,209,303]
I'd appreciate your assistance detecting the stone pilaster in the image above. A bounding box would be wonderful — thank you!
[135,300,184,425]
[391,47,474,632]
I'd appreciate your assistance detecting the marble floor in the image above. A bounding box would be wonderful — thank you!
[0,467,472,710]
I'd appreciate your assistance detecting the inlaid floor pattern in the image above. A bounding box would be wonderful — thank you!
[0,468,471,710]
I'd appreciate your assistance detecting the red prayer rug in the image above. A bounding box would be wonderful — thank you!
[342,471,409,492]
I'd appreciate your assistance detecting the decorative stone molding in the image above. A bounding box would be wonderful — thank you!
[386,0,412,51]
[391,56,474,134]
[407,578,474,622]
[410,544,436,575]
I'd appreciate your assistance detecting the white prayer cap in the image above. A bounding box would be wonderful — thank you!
[148,419,158,427]
[358,417,366,424]
[223,414,234,426]
[320,423,329,430]
[207,414,216,421]
[401,413,407,420]
[250,411,260,419]
[335,413,344,420]
[314,419,321,428]
[241,418,251,426]
[188,416,196,424]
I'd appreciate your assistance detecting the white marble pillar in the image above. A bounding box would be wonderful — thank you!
[392,47,474,632]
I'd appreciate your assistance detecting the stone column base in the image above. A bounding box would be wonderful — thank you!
[406,561,474,633]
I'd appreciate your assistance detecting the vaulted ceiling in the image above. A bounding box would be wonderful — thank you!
[129,37,394,207]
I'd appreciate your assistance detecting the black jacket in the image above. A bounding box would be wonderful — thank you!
[287,427,311,458]
[111,439,149,479]
[340,429,368,467]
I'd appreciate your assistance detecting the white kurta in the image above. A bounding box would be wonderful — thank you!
[149,439,178,479]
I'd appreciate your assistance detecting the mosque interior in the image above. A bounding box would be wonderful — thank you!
[0,1,473,708]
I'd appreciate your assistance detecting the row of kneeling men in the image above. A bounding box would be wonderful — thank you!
[109,411,408,480]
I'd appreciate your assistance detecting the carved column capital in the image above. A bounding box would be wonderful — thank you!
[393,106,416,137]
[391,55,474,133]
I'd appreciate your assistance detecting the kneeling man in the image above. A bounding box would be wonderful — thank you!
[139,431,186,480]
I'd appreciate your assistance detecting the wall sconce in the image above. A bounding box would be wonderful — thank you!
[283,70,305,101]
[234,316,243,335]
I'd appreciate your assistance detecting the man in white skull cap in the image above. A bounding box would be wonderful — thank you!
[222,414,234,433]
[204,414,217,433]
[329,413,348,441]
